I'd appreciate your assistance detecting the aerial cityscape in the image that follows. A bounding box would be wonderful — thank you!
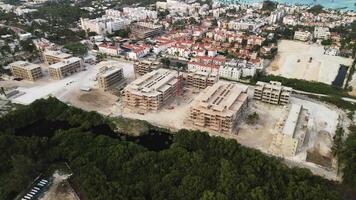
[0,0,355,199]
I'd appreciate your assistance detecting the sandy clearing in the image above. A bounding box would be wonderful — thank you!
[267,40,353,85]
[39,171,78,200]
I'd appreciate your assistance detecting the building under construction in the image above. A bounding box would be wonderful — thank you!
[254,81,292,105]
[269,104,309,157]
[131,22,163,39]
[190,81,249,133]
[187,69,219,90]
[134,60,161,76]
[9,61,42,81]
[43,50,72,65]
[48,57,83,80]
[122,68,178,111]
[97,66,124,91]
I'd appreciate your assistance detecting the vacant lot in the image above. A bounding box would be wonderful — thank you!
[267,40,353,85]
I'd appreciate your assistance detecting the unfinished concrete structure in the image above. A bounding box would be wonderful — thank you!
[43,50,72,65]
[131,22,163,39]
[269,104,309,157]
[9,61,42,81]
[134,60,161,76]
[97,66,124,90]
[122,68,178,111]
[48,57,83,80]
[187,69,219,90]
[190,81,249,133]
[254,81,292,105]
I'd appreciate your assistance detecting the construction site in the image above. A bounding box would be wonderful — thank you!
[1,59,349,182]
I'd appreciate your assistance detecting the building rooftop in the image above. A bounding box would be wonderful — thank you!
[49,57,81,69]
[44,50,72,59]
[97,66,123,78]
[191,81,248,117]
[10,61,40,70]
[125,68,177,97]
[282,104,302,138]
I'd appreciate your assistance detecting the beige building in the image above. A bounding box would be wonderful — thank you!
[254,81,292,105]
[134,60,161,76]
[269,104,309,157]
[187,69,219,90]
[122,69,178,111]
[97,66,124,90]
[9,61,42,81]
[190,81,249,133]
[48,57,83,80]
[131,22,163,39]
[43,50,72,65]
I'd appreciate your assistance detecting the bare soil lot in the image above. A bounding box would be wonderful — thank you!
[267,40,353,85]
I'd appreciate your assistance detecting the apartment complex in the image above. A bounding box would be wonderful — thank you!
[9,61,42,81]
[122,69,178,111]
[254,81,292,105]
[190,81,249,133]
[48,57,83,80]
[97,66,124,90]
[294,31,312,41]
[43,50,72,65]
[131,22,163,39]
[187,69,218,90]
[134,60,161,76]
[269,104,309,157]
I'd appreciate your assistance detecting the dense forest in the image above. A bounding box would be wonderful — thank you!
[0,98,354,200]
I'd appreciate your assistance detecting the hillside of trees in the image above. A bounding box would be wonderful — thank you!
[0,98,354,200]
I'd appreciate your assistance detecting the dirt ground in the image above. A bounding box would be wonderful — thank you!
[267,40,353,85]
[236,101,286,152]
[40,171,79,200]
[60,89,118,115]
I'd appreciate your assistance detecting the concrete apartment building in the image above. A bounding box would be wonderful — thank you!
[134,60,161,76]
[187,69,218,90]
[43,50,72,65]
[131,22,163,39]
[97,66,124,91]
[9,61,42,81]
[254,81,292,105]
[122,68,178,111]
[190,81,249,133]
[269,104,309,157]
[48,57,83,80]
[294,31,312,41]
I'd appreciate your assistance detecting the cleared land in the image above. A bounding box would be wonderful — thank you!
[267,40,353,85]
[39,171,79,200]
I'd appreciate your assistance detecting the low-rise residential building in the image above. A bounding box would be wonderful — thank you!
[134,60,161,76]
[294,31,312,41]
[190,81,249,133]
[98,43,118,56]
[269,104,309,157]
[219,59,256,81]
[314,27,331,40]
[48,57,83,80]
[187,61,220,73]
[9,61,42,81]
[97,66,124,90]
[187,69,218,90]
[122,68,178,111]
[254,81,292,105]
[43,50,72,65]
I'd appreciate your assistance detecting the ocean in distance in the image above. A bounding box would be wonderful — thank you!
[217,0,356,11]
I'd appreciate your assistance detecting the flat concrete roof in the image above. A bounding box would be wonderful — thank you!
[282,104,302,138]
[44,50,72,59]
[191,81,248,117]
[49,57,81,69]
[10,61,40,70]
